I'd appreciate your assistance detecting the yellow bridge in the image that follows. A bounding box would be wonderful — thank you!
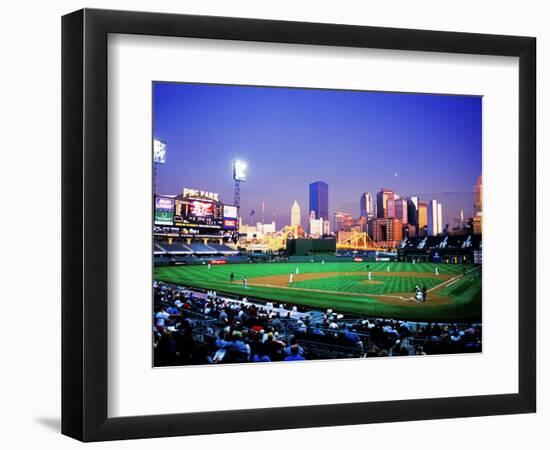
[336,229,389,251]
[240,224,306,252]
[241,226,389,252]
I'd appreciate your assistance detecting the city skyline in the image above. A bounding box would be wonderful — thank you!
[154,82,481,228]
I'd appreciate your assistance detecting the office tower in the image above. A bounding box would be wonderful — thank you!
[460,209,465,229]
[428,199,443,236]
[309,181,329,220]
[359,192,374,217]
[427,199,437,236]
[323,218,330,235]
[395,197,408,224]
[334,212,353,232]
[408,196,419,226]
[418,202,428,235]
[309,210,329,238]
[356,216,368,233]
[387,197,396,219]
[376,188,394,218]
[291,200,301,227]
[371,218,403,244]
[473,175,482,217]
[437,202,443,235]
[308,210,316,234]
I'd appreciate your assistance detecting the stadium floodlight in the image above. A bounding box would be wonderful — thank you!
[153,139,167,164]
[233,160,247,182]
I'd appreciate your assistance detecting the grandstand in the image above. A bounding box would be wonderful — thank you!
[154,242,238,255]
[398,234,482,263]
[154,281,482,367]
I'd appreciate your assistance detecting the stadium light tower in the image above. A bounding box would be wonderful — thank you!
[233,160,247,217]
[153,139,167,195]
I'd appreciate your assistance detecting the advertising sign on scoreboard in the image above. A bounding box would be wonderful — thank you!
[223,205,238,218]
[223,204,238,230]
[154,197,175,225]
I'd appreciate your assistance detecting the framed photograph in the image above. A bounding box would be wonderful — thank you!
[62,8,536,442]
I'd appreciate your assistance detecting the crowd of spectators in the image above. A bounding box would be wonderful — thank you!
[153,281,482,367]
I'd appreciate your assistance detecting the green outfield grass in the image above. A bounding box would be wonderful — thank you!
[154,261,481,322]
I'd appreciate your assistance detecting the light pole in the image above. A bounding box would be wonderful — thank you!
[233,159,247,221]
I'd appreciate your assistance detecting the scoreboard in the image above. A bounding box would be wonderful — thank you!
[154,188,238,234]
[173,197,224,228]
[154,197,175,225]
[222,205,238,230]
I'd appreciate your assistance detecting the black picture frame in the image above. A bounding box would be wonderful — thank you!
[62,8,536,442]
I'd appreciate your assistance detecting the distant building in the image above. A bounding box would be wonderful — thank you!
[418,202,428,235]
[239,221,276,240]
[359,192,374,217]
[395,197,408,224]
[376,188,394,218]
[437,203,443,235]
[473,175,482,234]
[371,218,403,244]
[474,175,482,217]
[428,199,443,236]
[356,215,368,233]
[334,212,353,232]
[324,219,330,236]
[472,216,482,235]
[337,230,355,245]
[386,197,396,219]
[406,224,417,238]
[408,196,419,226]
[309,181,329,221]
[309,210,330,238]
[291,200,301,227]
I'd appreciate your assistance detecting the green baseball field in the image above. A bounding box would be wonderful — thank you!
[154,261,482,322]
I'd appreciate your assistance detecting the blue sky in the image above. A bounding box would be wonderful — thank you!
[153,82,481,228]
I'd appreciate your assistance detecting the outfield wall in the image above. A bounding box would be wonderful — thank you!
[288,255,352,263]
[286,238,336,256]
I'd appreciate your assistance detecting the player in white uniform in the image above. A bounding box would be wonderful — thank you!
[289,273,294,286]
[435,266,439,276]
[296,267,299,275]
[368,271,372,281]
[387,265,390,272]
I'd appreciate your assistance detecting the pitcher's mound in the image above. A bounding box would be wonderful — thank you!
[359,280,384,285]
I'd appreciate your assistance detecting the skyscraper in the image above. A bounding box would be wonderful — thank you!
[387,197,396,219]
[376,188,394,218]
[418,202,428,234]
[407,196,419,226]
[309,181,329,221]
[359,192,374,217]
[371,218,403,244]
[437,202,443,235]
[427,199,443,236]
[395,197,408,224]
[474,175,482,217]
[473,175,482,235]
[334,212,353,232]
[309,210,329,237]
[291,200,301,227]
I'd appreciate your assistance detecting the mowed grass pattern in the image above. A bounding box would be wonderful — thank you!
[154,262,481,322]
[292,275,442,295]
